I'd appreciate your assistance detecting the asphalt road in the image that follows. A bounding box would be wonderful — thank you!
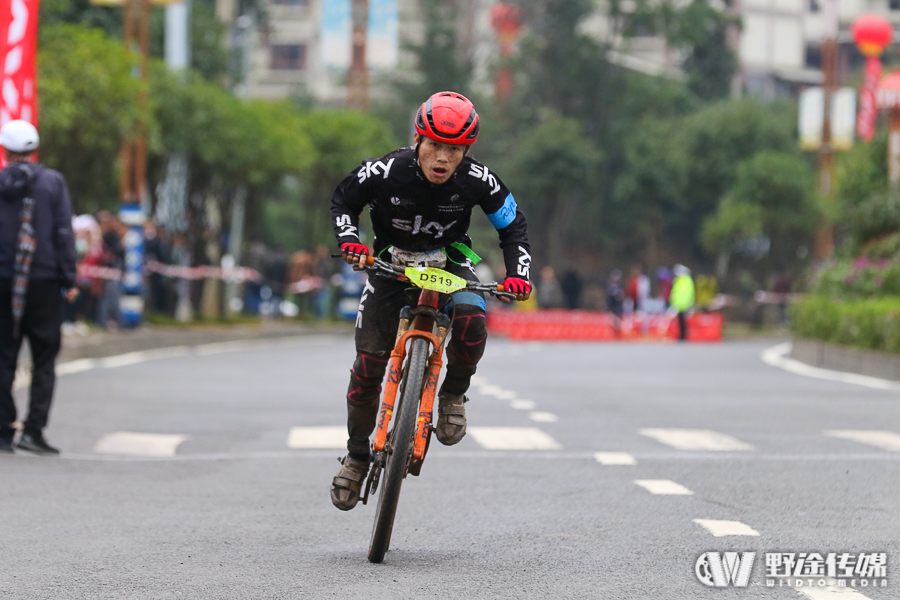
[1,334,898,600]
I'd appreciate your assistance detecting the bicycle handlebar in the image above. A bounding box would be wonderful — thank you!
[333,253,516,299]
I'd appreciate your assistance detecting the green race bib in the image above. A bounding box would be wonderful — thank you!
[405,267,467,294]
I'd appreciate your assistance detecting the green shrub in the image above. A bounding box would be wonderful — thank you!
[812,258,900,299]
[791,296,900,353]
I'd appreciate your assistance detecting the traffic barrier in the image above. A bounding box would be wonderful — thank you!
[487,309,723,342]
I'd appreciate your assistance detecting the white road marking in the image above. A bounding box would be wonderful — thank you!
[635,479,693,495]
[468,427,562,450]
[693,519,759,537]
[496,390,517,400]
[94,432,187,457]
[640,428,753,451]
[528,411,558,423]
[287,426,347,449]
[478,385,505,397]
[594,452,637,465]
[826,430,900,452]
[795,584,876,600]
[762,342,900,391]
[510,399,537,410]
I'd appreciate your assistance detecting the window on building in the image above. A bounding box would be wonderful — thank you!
[805,45,821,69]
[891,0,900,11]
[272,0,307,5]
[271,44,306,70]
[809,0,819,12]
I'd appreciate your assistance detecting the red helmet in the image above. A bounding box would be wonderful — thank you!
[415,91,480,146]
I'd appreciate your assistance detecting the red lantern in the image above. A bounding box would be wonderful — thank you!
[853,15,893,57]
[854,16,894,141]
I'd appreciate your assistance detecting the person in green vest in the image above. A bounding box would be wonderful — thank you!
[670,264,695,341]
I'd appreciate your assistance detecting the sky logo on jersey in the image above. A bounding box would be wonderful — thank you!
[335,214,358,238]
[516,246,531,279]
[487,194,517,230]
[357,157,395,184]
[468,164,502,195]
[392,215,457,239]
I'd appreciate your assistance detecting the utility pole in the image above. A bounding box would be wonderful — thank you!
[118,0,152,327]
[347,0,368,110]
[816,0,839,260]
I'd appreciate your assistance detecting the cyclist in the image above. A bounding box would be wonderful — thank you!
[330,91,532,510]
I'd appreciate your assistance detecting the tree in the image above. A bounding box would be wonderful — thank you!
[507,112,603,267]
[38,24,144,212]
[702,150,820,281]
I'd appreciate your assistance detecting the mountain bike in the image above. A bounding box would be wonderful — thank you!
[345,255,514,563]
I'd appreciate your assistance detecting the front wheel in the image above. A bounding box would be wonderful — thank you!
[367,338,429,563]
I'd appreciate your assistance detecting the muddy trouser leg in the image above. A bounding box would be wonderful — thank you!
[345,275,409,458]
[440,262,487,397]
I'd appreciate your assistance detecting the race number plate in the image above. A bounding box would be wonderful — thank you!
[405,267,467,294]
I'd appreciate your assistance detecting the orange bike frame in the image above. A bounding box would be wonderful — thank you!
[372,290,447,462]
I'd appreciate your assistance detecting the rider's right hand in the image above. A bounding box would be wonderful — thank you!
[341,243,370,270]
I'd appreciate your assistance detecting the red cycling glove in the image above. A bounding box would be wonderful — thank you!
[503,277,531,295]
[340,242,369,257]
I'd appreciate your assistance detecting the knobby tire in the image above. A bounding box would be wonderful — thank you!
[367,338,429,563]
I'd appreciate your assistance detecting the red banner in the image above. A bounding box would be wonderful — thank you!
[0,0,39,126]
[857,56,882,142]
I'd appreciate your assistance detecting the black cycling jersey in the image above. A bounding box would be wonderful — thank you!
[330,147,531,281]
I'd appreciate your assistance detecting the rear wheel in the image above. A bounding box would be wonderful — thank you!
[367,338,429,563]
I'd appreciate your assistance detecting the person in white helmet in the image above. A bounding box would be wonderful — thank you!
[0,119,78,455]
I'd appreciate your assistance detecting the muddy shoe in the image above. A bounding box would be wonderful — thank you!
[435,393,468,446]
[330,455,370,511]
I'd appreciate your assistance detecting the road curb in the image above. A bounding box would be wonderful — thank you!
[761,342,900,391]
[58,322,353,362]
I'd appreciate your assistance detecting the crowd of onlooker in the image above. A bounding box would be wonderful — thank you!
[66,208,713,331]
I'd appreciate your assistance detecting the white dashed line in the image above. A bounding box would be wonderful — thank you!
[693,519,760,537]
[594,452,637,465]
[478,385,506,397]
[635,479,694,495]
[510,399,537,410]
[528,411,558,423]
[826,430,900,452]
[640,428,753,451]
[468,427,562,450]
[94,432,187,457]
[287,426,347,449]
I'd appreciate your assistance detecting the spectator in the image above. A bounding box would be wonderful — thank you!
[625,263,650,315]
[314,244,339,320]
[606,269,625,319]
[670,264,695,341]
[96,210,125,329]
[538,266,563,309]
[0,120,77,455]
[143,219,171,315]
[656,267,674,308]
[560,268,583,310]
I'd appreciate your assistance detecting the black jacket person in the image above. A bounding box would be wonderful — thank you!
[0,120,77,455]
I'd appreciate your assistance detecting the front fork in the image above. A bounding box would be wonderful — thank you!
[371,305,451,462]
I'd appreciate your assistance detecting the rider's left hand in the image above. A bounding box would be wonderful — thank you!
[503,277,531,303]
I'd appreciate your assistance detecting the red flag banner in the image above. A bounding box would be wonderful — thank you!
[0,0,39,126]
[857,55,882,142]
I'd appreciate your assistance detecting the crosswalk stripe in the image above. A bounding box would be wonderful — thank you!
[594,452,637,465]
[510,399,536,410]
[528,411,558,423]
[468,427,562,450]
[826,430,900,452]
[693,519,759,537]
[287,426,347,449]
[94,432,187,457]
[640,428,753,451]
[635,479,693,495]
